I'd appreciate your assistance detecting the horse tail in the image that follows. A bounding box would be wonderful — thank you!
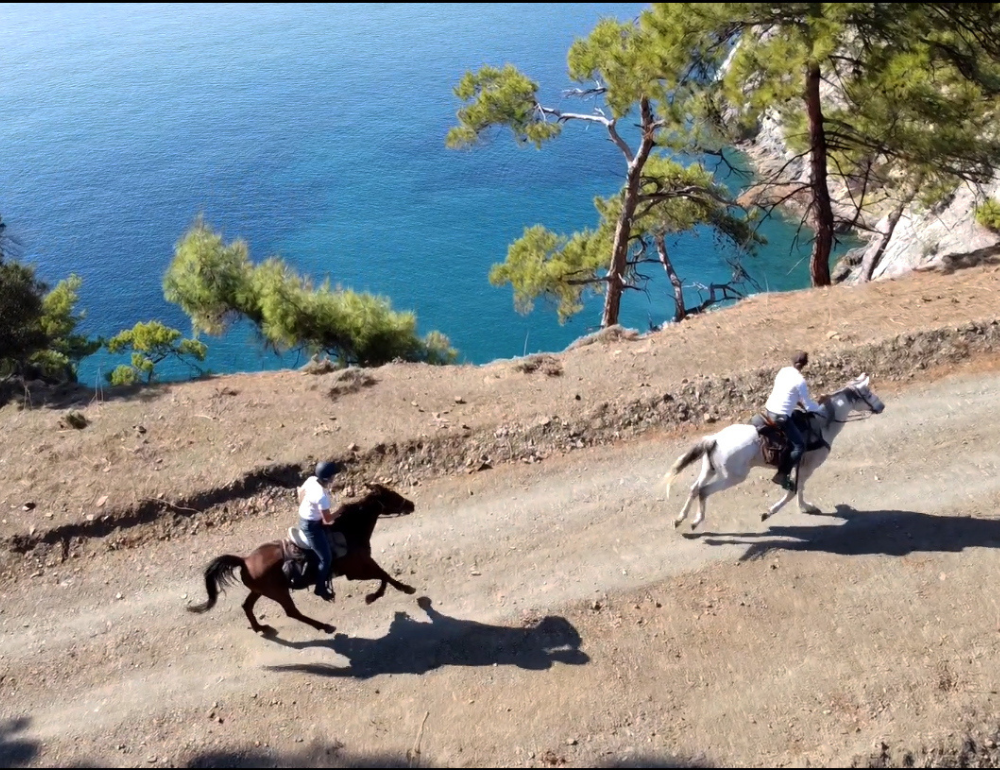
[662,438,717,497]
[187,554,245,614]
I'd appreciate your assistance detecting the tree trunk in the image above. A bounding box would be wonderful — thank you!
[655,234,686,323]
[600,98,657,328]
[805,57,834,287]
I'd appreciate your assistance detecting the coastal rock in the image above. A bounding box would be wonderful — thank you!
[727,39,1000,285]
[847,178,1000,283]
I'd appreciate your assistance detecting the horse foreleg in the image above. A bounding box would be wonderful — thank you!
[340,554,416,604]
[368,561,416,604]
[242,591,275,636]
[796,452,826,514]
[762,489,795,521]
[367,579,387,605]
[796,479,820,515]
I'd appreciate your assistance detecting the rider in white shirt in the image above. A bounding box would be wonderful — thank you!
[764,351,822,491]
[297,461,338,602]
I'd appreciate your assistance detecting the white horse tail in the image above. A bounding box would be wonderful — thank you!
[662,437,717,497]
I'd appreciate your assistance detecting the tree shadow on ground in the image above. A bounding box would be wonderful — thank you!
[692,503,1000,561]
[264,595,589,679]
[184,743,410,768]
[930,243,1000,275]
[600,755,712,768]
[0,717,39,768]
[0,378,171,410]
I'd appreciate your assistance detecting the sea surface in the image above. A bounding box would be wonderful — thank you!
[0,3,837,384]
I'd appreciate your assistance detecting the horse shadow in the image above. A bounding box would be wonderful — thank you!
[695,503,1000,562]
[0,717,39,768]
[264,596,590,679]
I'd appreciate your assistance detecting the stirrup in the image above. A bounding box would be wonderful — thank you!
[314,585,334,601]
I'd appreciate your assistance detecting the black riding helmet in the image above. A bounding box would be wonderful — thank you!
[315,460,338,483]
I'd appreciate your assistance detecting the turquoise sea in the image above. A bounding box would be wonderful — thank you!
[0,3,833,384]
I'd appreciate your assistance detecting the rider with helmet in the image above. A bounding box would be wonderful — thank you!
[297,460,339,602]
[764,351,822,492]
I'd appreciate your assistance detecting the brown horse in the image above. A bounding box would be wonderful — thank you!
[187,483,417,635]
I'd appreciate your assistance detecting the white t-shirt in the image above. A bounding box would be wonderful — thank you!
[298,476,331,521]
[764,366,821,416]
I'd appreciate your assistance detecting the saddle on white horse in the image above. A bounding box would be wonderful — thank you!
[287,526,349,559]
[749,409,828,468]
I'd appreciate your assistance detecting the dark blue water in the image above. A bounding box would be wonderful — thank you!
[0,3,827,384]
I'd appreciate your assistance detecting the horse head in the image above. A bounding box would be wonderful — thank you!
[361,482,416,517]
[845,373,885,415]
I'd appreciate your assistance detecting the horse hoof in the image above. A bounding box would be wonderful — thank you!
[760,512,770,522]
[323,624,336,634]
[403,585,416,595]
[365,594,378,605]
[673,519,682,529]
[257,625,277,637]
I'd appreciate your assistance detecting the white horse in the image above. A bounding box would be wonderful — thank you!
[662,374,885,530]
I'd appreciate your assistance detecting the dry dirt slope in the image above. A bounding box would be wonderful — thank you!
[3,264,1000,767]
[1,365,1000,768]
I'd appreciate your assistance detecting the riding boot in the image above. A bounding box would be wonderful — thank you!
[771,452,791,487]
[784,460,801,492]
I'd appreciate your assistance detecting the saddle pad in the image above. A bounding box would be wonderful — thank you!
[287,527,349,559]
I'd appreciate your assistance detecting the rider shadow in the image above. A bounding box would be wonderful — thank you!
[697,503,1000,562]
[264,596,590,679]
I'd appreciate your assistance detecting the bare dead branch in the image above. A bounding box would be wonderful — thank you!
[537,106,613,127]
[685,282,748,316]
[562,84,608,99]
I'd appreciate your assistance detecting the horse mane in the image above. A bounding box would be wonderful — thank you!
[817,380,860,406]
[329,484,383,520]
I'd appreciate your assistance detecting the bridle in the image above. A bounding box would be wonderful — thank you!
[369,490,412,518]
[824,385,880,424]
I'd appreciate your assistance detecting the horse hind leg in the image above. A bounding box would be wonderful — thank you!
[242,592,276,636]
[691,472,745,530]
[674,456,715,529]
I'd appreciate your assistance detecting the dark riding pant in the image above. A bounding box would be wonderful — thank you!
[767,411,806,475]
[300,518,334,599]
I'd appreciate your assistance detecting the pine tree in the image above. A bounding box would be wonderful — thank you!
[448,17,761,328]
[642,2,1000,285]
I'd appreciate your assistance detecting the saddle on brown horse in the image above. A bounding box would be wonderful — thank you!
[748,409,828,470]
[281,527,349,590]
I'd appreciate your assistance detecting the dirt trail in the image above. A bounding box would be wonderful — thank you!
[3,370,1000,768]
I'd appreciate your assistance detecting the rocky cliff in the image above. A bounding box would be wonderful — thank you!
[733,96,1000,284]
